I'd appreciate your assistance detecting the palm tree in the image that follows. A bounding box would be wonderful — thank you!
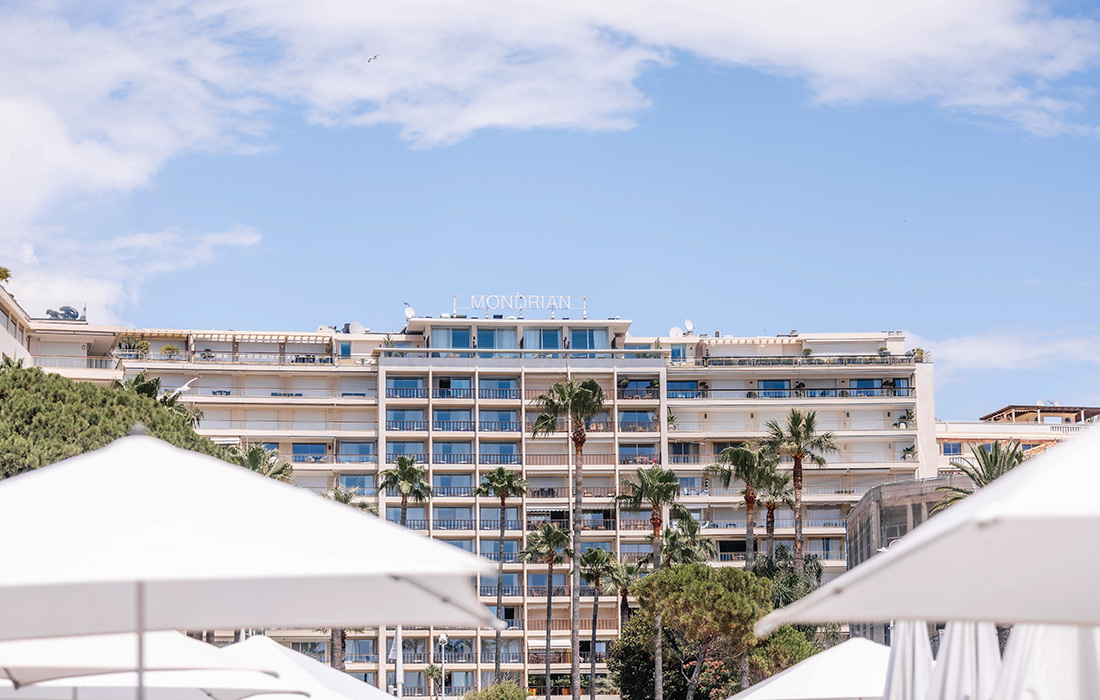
[604,560,641,630]
[706,446,778,569]
[760,409,837,573]
[378,455,431,527]
[644,516,717,568]
[228,443,294,482]
[531,377,606,700]
[616,465,689,700]
[579,547,616,700]
[757,470,794,559]
[473,467,528,679]
[425,663,442,700]
[0,266,11,284]
[932,440,1026,513]
[520,524,571,700]
[321,483,376,670]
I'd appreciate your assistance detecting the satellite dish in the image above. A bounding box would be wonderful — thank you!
[316,325,329,333]
[441,313,451,319]
[349,321,365,334]
[404,307,415,320]
[684,319,694,333]
[1036,401,1045,407]
[669,327,684,338]
[1054,401,1061,407]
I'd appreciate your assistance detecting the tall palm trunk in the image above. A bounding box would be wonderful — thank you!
[590,575,600,700]
[766,506,776,559]
[570,423,586,700]
[545,558,554,700]
[744,487,756,570]
[330,628,345,670]
[792,455,804,573]
[651,507,663,700]
[400,494,409,528]
[495,492,507,679]
[619,588,630,629]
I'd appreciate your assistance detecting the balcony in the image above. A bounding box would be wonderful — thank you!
[386,388,429,399]
[386,453,427,463]
[434,421,476,432]
[479,585,524,597]
[805,487,872,496]
[526,455,568,466]
[124,350,338,366]
[526,586,571,598]
[620,552,648,563]
[439,651,477,664]
[479,388,521,400]
[401,687,428,697]
[528,487,567,499]
[340,486,378,497]
[665,387,915,400]
[479,519,524,531]
[717,552,746,562]
[481,652,525,664]
[479,421,522,432]
[434,486,474,497]
[528,651,571,665]
[480,454,521,465]
[582,487,616,498]
[202,420,376,432]
[526,519,570,531]
[528,618,616,631]
[433,519,476,531]
[619,519,651,531]
[191,388,378,399]
[336,454,378,464]
[684,353,918,368]
[617,388,659,400]
[579,651,608,663]
[480,551,521,562]
[580,519,615,531]
[432,388,475,399]
[585,421,613,433]
[401,652,429,663]
[387,420,428,431]
[34,355,121,370]
[618,421,660,433]
[388,519,429,530]
[618,454,660,466]
[433,453,475,464]
[346,653,379,663]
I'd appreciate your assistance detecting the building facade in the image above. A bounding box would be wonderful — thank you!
[0,288,937,693]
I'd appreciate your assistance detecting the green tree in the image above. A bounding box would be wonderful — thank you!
[649,517,717,568]
[605,560,642,629]
[462,681,526,700]
[617,465,689,700]
[606,613,686,700]
[0,364,227,477]
[378,455,431,527]
[706,446,778,569]
[426,663,443,700]
[746,626,815,685]
[932,440,1026,513]
[227,443,294,482]
[0,266,11,284]
[580,546,616,700]
[519,523,571,700]
[113,371,202,428]
[531,377,606,700]
[635,564,771,700]
[759,410,837,573]
[473,467,528,679]
[756,471,794,559]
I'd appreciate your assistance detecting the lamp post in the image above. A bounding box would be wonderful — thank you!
[437,633,449,698]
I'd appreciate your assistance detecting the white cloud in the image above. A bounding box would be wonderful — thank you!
[0,0,1098,314]
[908,329,1100,383]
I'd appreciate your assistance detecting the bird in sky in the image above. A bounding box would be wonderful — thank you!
[368,54,380,62]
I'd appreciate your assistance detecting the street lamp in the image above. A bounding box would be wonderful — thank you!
[437,633,449,698]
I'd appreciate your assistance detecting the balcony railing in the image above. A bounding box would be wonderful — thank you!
[526,586,571,598]
[528,618,616,630]
[189,388,379,399]
[618,388,660,400]
[336,454,378,464]
[386,388,429,399]
[579,651,608,663]
[580,519,616,531]
[388,519,429,530]
[33,355,121,370]
[525,419,566,432]
[433,486,474,497]
[339,486,378,496]
[479,388,521,400]
[717,552,746,561]
[805,487,872,496]
[479,585,524,597]
[620,552,648,563]
[123,350,339,366]
[386,453,427,463]
[433,519,476,530]
[528,487,567,499]
[806,518,845,528]
[618,421,660,432]
[439,651,477,663]
[582,486,616,498]
[619,519,651,531]
[480,454,521,465]
[526,519,570,531]
[481,652,525,663]
[480,519,524,531]
[684,354,918,367]
[432,453,474,464]
[401,652,429,663]
[434,421,476,431]
[480,551,521,562]
[432,388,474,399]
[203,420,376,432]
[619,454,660,466]
[528,651,571,665]
[479,421,522,432]
[526,455,568,466]
[346,653,379,663]
[401,686,427,697]
[665,387,914,400]
[387,420,428,431]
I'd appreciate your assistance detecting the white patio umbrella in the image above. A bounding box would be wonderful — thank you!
[925,621,1000,700]
[222,636,395,700]
[882,621,933,700]
[0,434,497,640]
[727,638,890,700]
[991,624,1100,699]
[756,426,1100,635]
[0,670,307,700]
[0,631,276,686]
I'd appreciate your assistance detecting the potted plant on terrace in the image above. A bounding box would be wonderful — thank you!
[161,344,181,361]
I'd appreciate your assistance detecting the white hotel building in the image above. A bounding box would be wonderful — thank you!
[0,289,937,693]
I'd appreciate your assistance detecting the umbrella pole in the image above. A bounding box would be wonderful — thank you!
[137,581,146,700]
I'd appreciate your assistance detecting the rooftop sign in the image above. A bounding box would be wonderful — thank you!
[453,294,587,318]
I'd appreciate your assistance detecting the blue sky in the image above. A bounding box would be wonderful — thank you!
[2,1,1100,420]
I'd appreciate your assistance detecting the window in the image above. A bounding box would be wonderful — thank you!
[386,409,425,431]
[480,539,520,555]
[387,506,426,523]
[291,443,326,463]
[339,342,351,358]
[942,442,962,456]
[712,441,745,455]
[434,409,473,430]
[758,379,790,398]
[524,328,562,357]
[667,380,699,398]
[441,538,474,552]
[339,442,376,463]
[434,441,473,463]
[578,541,612,553]
[433,473,473,495]
[434,506,473,529]
[435,376,472,398]
[850,379,881,397]
[619,444,658,465]
[291,641,327,662]
[431,328,471,356]
[387,441,424,460]
[670,344,687,362]
[350,672,376,684]
[669,443,700,464]
[481,506,520,528]
[570,328,609,357]
[619,410,656,431]
[385,376,425,398]
[478,328,517,357]
[339,474,376,495]
[346,638,377,662]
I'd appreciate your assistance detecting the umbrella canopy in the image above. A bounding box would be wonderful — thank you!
[727,638,890,700]
[882,621,933,700]
[991,624,1100,699]
[0,631,276,687]
[757,426,1100,634]
[222,636,395,700]
[0,435,497,641]
[925,622,1000,700]
[0,670,306,700]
